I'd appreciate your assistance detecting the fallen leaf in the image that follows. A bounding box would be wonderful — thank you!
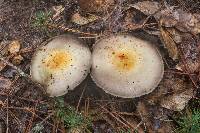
[0,61,6,72]
[71,13,100,25]
[165,27,182,44]
[177,34,200,73]
[155,5,200,34]
[0,76,11,94]
[148,71,195,111]
[193,14,200,34]
[155,6,178,27]
[131,1,160,15]
[160,27,179,60]
[123,9,144,32]
[108,5,124,32]
[137,102,174,132]
[160,88,194,111]
[78,0,114,13]
[8,40,21,54]
[146,72,194,108]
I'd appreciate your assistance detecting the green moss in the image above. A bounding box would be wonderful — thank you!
[176,109,200,133]
[54,96,92,130]
[32,10,52,29]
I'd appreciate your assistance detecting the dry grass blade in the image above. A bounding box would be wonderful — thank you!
[48,24,99,37]
[6,95,9,133]
[76,79,88,112]
[100,105,132,130]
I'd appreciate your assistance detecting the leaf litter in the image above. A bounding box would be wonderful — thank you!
[0,0,200,132]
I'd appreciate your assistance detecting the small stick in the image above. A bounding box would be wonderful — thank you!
[48,24,99,37]
[76,78,88,112]
[6,95,9,133]
[100,106,130,129]
[114,112,135,130]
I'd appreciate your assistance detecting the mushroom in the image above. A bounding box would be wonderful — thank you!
[31,35,91,97]
[91,35,164,98]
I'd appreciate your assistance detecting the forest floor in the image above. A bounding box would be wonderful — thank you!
[0,0,200,133]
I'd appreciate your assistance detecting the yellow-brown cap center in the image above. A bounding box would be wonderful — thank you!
[112,51,137,71]
[44,50,72,71]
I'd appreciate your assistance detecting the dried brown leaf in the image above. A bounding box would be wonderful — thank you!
[79,0,114,13]
[166,28,182,43]
[8,40,21,54]
[174,10,200,34]
[160,88,193,111]
[0,61,6,72]
[193,14,200,34]
[137,102,174,132]
[131,1,160,15]
[0,76,12,94]
[160,27,179,60]
[146,72,194,106]
[155,7,179,27]
[155,7,200,34]
[177,34,200,73]
[147,71,195,111]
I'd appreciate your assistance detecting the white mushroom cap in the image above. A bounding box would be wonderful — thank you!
[31,35,91,97]
[91,35,164,98]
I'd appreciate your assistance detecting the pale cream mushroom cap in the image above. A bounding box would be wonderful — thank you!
[31,35,91,97]
[91,35,164,98]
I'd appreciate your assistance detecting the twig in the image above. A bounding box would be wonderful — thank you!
[112,111,136,116]
[32,112,63,132]
[164,69,197,76]
[9,110,23,127]
[114,112,135,130]
[0,92,47,104]
[1,106,46,114]
[24,102,38,133]
[39,112,54,125]
[76,78,88,112]
[6,95,9,133]
[100,105,130,129]
[134,121,143,131]
[133,102,147,132]
[84,98,90,117]
[48,24,99,37]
